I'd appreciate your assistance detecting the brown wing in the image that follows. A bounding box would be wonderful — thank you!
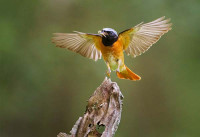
[118,16,172,57]
[52,31,102,61]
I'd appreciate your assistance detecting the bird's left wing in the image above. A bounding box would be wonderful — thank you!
[52,31,102,61]
[118,16,172,57]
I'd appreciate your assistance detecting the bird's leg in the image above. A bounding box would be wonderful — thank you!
[106,62,111,78]
[117,59,122,72]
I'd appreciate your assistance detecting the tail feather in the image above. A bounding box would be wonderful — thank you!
[116,65,141,81]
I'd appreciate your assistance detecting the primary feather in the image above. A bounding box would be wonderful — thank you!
[52,32,102,61]
[119,16,172,57]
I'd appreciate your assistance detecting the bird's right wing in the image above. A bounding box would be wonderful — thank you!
[52,31,102,61]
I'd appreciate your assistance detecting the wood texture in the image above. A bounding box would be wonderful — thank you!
[57,77,124,137]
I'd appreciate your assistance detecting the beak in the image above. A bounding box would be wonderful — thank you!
[98,30,107,37]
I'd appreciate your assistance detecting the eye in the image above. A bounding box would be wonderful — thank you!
[109,31,113,34]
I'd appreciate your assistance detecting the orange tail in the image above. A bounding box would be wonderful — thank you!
[116,65,141,81]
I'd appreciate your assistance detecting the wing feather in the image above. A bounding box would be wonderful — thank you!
[52,32,102,61]
[119,16,172,57]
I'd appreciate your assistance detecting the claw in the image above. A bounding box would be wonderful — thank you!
[106,62,111,78]
[106,70,111,77]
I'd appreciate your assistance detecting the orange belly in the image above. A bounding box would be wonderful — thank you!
[100,39,124,70]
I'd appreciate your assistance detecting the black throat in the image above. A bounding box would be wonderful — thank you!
[102,36,118,46]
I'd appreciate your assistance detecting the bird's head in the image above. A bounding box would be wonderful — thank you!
[98,28,118,46]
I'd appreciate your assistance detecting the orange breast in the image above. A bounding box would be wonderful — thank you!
[100,39,124,62]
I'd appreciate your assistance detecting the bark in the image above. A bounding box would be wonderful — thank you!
[57,77,124,137]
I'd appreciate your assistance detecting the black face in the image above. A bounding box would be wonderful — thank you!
[101,30,118,46]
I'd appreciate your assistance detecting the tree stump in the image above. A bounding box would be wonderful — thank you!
[57,77,124,137]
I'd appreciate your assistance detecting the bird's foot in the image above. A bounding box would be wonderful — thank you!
[106,69,111,78]
[106,72,110,78]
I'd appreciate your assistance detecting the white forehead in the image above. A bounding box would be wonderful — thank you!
[102,28,118,35]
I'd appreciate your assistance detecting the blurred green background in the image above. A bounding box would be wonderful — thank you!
[0,0,200,137]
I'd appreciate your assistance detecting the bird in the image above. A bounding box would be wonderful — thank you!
[52,16,172,81]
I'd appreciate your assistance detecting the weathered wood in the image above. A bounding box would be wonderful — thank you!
[57,77,124,137]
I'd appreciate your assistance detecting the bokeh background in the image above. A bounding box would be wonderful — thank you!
[1,0,200,137]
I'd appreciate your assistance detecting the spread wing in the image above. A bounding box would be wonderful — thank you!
[119,16,172,57]
[52,31,102,61]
